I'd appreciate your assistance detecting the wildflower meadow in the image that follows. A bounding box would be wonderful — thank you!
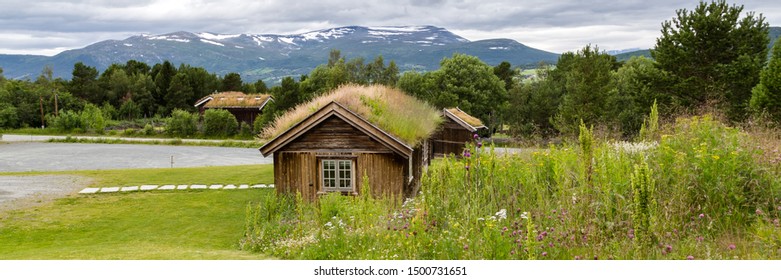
[242,113,781,260]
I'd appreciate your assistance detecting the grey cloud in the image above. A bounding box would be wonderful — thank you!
[0,0,779,55]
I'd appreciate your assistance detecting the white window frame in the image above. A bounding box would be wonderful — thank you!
[321,159,355,193]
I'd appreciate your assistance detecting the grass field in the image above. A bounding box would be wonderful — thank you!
[0,165,274,259]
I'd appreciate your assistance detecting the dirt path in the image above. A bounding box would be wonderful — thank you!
[0,175,94,213]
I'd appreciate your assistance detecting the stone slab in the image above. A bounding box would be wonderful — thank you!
[268,184,275,188]
[140,185,159,191]
[209,184,223,190]
[238,184,249,189]
[121,186,139,192]
[176,185,189,190]
[79,188,100,194]
[158,185,176,190]
[101,187,119,193]
[223,184,237,189]
[190,184,207,190]
[250,184,265,189]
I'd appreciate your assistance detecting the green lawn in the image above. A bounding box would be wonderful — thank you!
[0,165,275,259]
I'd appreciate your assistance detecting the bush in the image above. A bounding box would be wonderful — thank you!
[80,104,106,133]
[49,110,84,131]
[142,123,155,136]
[166,109,198,137]
[202,109,238,137]
[239,122,253,139]
[0,103,20,128]
[118,99,141,121]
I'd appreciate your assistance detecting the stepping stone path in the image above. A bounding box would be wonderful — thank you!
[78,184,273,194]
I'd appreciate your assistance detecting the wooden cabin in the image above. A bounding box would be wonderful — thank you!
[259,85,441,200]
[194,91,273,125]
[431,107,486,157]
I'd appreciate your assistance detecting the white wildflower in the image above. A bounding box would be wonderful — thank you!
[495,209,507,220]
[520,212,529,220]
[611,141,659,154]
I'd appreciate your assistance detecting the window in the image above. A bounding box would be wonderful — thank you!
[321,159,354,192]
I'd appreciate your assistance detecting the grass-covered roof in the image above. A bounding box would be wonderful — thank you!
[446,107,485,129]
[197,91,272,108]
[261,84,442,146]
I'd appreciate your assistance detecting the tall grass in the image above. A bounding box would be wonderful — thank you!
[243,115,781,259]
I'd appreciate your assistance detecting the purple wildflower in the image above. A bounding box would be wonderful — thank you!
[465,163,470,170]
[574,256,581,260]
[699,213,705,219]
[473,133,479,140]
[686,255,695,260]
[476,141,483,148]
[756,209,764,215]
[728,244,736,250]
[541,251,548,257]
[463,150,471,158]
[665,244,673,253]
[463,244,469,250]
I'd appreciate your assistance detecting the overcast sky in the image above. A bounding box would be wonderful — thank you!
[1,0,780,56]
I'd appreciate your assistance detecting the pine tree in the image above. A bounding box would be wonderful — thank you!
[750,37,781,121]
[652,0,768,120]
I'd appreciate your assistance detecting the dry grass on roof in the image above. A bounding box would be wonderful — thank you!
[203,91,272,108]
[447,108,485,128]
[262,84,442,146]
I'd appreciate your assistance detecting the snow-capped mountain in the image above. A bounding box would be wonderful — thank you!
[0,26,559,82]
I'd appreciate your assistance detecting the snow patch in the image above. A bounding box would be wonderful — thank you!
[368,30,410,36]
[368,26,427,32]
[197,32,240,41]
[147,35,190,43]
[258,57,265,60]
[123,43,133,47]
[489,47,509,50]
[235,45,244,49]
[300,27,353,41]
[277,37,296,45]
[200,39,225,47]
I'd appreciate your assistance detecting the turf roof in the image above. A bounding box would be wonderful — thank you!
[261,84,442,147]
[196,91,272,108]
[446,107,486,130]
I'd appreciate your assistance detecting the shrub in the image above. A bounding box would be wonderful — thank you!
[80,104,106,133]
[166,109,198,137]
[239,122,253,139]
[142,123,155,136]
[49,110,84,131]
[202,109,238,137]
[0,103,19,128]
[118,99,141,121]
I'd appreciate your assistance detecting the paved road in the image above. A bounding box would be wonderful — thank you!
[0,133,256,144]
[0,142,271,172]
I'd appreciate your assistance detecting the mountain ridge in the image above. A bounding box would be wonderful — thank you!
[0,25,559,83]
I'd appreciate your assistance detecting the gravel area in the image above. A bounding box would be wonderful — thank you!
[0,175,93,212]
[0,142,270,172]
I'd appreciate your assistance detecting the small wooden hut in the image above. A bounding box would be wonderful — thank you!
[259,85,441,200]
[431,107,486,157]
[194,91,273,125]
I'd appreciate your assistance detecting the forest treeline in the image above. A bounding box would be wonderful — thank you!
[2,0,781,140]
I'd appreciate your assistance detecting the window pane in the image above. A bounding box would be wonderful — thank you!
[323,160,336,189]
